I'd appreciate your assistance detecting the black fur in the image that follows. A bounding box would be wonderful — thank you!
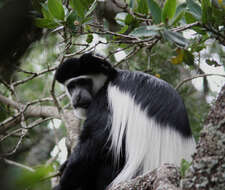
[111,70,191,137]
[55,53,116,84]
[55,86,123,190]
[54,53,192,190]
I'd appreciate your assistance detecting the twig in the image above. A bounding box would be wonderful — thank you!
[0,93,65,132]
[105,46,132,60]
[175,73,225,90]
[0,128,22,143]
[88,24,139,40]
[65,46,90,57]
[27,117,54,129]
[28,93,66,105]
[13,66,57,86]
[0,79,14,94]
[41,172,60,181]
[0,93,20,109]
[114,45,142,67]
[50,57,65,113]
[0,113,22,131]
[1,128,27,156]
[112,0,152,22]
[172,21,200,32]
[3,158,35,172]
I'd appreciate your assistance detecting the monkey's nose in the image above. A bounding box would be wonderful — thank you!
[72,94,81,108]
[72,94,91,109]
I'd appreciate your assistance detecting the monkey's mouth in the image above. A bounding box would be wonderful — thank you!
[80,103,90,109]
[73,108,87,120]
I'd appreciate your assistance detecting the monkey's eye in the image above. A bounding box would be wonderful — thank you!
[67,78,93,94]
[67,82,76,90]
[75,78,93,86]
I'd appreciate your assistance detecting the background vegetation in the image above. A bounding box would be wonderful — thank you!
[0,0,224,189]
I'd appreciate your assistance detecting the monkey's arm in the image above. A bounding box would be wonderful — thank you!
[55,139,98,190]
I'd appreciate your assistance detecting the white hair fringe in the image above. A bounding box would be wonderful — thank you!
[107,85,195,187]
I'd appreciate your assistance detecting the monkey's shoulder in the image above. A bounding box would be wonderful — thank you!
[112,70,178,99]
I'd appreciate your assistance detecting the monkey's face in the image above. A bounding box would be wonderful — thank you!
[65,76,93,119]
[65,74,107,119]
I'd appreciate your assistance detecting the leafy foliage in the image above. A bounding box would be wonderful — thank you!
[180,159,192,177]
[162,0,177,25]
[0,0,224,189]
[16,165,54,190]
[147,0,162,24]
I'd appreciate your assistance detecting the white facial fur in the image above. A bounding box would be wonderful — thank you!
[64,74,108,120]
[73,108,87,120]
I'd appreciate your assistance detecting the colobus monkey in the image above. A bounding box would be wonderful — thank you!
[54,53,195,190]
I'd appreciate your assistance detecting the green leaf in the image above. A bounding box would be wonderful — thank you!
[183,50,194,65]
[190,34,208,52]
[170,10,185,26]
[125,14,137,25]
[171,3,187,25]
[85,0,97,17]
[185,12,197,24]
[129,0,135,9]
[180,159,191,177]
[147,0,162,24]
[186,0,201,20]
[70,0,86,18]
[205,59,221,67]
[130,25,161,37]
[185,12,206,34]
[34,18,59,29]
[86,34,94,43]
[212,5,225,26]
[171,49,184,64]
[41,3,53,19]
[202,0,212,24]
[117,12,139,29]
[163,29,189,47]
[138,0,149,14]
[16,165,54,188]
[66,10,80,32]
[48,0,65,20]
[162,0,177,24]
[115,12,128,26]
[125,14,133,25]
[84,24,92,32]
[176,2,187,15]
[193,44,206,52]
[32,0,43,13]
[119,25,129,34]
[81,16,92,24]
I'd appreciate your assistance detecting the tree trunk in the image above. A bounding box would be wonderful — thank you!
[182,84,225,190]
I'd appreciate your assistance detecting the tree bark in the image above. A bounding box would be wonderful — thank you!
[110,163,181,190]
[182,84,225,190]
[0,93,80,150]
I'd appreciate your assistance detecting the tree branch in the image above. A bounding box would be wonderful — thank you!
[175,73,225,90]
[2,158,35,172]
[110,163,181,190]
[0,93,76,132]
